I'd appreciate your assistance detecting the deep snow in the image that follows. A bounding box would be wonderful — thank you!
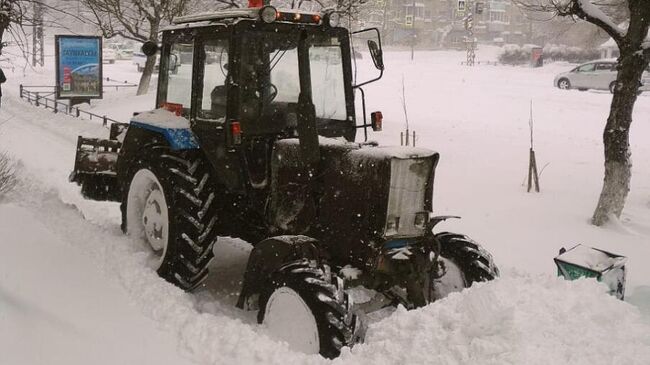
[1,45,650,364]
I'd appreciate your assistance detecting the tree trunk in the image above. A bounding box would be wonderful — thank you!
[591,51,648,226]
[0,22,8,54]
[136,54,157,96]
[136,22,160,96]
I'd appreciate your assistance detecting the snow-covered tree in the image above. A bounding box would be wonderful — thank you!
[0,0,25,55]
[80,0,192,95]
[515,0,650,226]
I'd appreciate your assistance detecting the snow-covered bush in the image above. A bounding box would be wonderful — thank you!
[498,44,528,65]
[499,44,600,66]
[542,44,600,63]
[0,151,17,196]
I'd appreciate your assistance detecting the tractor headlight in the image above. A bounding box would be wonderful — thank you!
[259,6,278,23]
[325,11,340,27]
[414,212,429,229]
[386,216,400,236]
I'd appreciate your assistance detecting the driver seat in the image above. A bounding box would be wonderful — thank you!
[210,85,227,119]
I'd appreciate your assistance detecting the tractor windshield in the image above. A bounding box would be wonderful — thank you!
[239,29,349,133]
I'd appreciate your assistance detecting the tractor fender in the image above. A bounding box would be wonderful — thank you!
[428,215,461,231]
[129,121,199,150]
[128,108,200,151]
[116,111,200,192]
[236,235,323,310]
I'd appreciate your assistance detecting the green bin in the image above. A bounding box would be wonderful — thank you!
[554,244,627,300]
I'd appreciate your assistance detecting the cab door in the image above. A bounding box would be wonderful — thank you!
[190,29,247,192]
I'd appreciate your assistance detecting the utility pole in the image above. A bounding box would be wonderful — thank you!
[382,0,389,33]
[464,0,475,66]
[32,0,44,67]
[410,0,417,61]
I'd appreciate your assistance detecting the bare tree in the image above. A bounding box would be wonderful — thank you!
[515,0,650,226]
[80,0,192,95]
[0,0,27,55]
[2,1,101,71]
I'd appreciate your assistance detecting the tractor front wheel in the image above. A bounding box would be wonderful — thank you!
[258,260,364,359]
[430,232,499,301]
[122,147,219,290]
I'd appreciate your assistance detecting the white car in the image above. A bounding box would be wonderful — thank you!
[116,48,134,60]
[554,60,650,93]
[133,52,179,74]
[133,51,156,72]
[102,48,116,64]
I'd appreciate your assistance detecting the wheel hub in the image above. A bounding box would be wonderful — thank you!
[264,287,320,354]
[432,257,467,300]
[142,188,166,252]
[126,168,170,269]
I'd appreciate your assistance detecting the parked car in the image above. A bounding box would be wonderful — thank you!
[133,51,178,74]
[133,50,155,72]
[102,48,116,64]
[116,48,134,60]
[554,60,650,93]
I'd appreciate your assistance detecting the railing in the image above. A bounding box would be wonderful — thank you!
[18,81,135,126]
[104,78,139,91]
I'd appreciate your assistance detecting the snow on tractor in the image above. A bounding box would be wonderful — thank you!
[70,6,498,358]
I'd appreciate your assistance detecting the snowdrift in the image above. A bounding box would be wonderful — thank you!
[2,195,649,365]
[2,47,650,364]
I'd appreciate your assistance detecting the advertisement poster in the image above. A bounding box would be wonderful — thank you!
[55,35,103,99]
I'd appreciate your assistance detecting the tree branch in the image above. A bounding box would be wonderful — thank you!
[513,0,625,45]
[570,0,624,45]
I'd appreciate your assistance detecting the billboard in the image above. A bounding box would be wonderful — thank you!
[55,35,103,99]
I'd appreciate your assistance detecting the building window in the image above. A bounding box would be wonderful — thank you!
[490,11,508,23]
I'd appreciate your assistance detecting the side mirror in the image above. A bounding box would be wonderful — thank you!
[351,28,384,88]
[368,40,384,71]
[142,41,159,57]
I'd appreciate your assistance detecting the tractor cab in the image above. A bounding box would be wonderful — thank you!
[141,6,384,191]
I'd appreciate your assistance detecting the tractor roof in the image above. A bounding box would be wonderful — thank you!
[173,8,260,25]
[173,7,322,26]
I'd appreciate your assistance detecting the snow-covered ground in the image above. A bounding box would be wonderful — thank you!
[1,45,650,364]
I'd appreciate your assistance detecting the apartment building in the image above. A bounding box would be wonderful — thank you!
[359,0,531,47]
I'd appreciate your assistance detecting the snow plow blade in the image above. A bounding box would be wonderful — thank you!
[69,124,127,202]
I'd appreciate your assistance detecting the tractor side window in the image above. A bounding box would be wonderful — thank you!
[309,39,347,121]
[165,42,194,111]
[199,39,229,121]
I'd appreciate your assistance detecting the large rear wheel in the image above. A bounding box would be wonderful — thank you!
[258,260,364,359]
[122,147,219,290]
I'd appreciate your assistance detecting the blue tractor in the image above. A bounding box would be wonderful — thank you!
[70,6,498,358]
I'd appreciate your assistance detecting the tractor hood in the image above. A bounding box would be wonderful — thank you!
[268,137,439,266]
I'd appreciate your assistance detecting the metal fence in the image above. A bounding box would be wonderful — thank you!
[18,80,136,126]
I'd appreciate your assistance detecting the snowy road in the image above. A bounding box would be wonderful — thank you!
[0,204,195,365]
[1,49,650,364]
